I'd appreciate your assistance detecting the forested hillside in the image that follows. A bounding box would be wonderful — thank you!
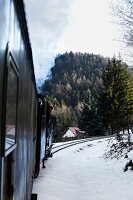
[42,52,108,138]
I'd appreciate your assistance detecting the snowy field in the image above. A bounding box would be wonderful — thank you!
[33,137,133,200]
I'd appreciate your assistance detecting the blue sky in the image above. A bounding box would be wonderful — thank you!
[25,0,123,81]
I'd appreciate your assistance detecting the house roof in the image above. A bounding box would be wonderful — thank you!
[62,127,84,138]
[69,127,80,135]
[62,130,75,138]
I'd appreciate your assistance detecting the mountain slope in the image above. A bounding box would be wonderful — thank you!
[42,52,108,138]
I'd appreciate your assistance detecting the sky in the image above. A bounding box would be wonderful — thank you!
[24,0,123,81]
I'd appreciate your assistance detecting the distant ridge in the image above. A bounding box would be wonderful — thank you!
[42,52,108,139]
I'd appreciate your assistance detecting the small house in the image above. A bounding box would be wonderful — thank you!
[62,127,85,141]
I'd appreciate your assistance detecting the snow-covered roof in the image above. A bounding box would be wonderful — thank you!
[62,127,84,138]
[62,130,76,138]
[6,125,15,133]
[69,127,79,135]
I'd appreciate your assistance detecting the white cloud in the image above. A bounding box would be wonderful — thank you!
[57,0,122,57]
[24,0,123,80]
[24,0,73,79]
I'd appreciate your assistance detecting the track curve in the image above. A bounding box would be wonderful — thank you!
[52,135,115,154]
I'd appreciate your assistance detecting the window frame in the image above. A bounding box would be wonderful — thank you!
[4,52,19,156]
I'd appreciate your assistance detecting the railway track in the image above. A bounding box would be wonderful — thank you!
[52,135,115,154]
[52,138,91,149]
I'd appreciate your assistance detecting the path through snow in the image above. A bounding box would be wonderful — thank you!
[33,138,133,200]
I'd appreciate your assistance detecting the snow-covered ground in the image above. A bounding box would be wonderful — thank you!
[33,137,133,200]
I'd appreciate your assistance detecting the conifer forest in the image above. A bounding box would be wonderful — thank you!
[42,52,133,140]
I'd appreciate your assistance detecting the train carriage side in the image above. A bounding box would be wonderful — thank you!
[0,1,37,200]
[34,94,47,178]
[34,95,56,177]
[45,103,54,158]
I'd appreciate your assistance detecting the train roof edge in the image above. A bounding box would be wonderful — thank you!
[14,0,37,95]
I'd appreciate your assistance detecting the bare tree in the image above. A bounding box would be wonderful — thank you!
[111,0,133,66]
[112,0,133,48]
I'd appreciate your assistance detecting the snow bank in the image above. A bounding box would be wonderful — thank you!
[33,137,133,200]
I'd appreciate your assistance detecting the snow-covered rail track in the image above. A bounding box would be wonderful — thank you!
[52,135,115,154]
[52,138,90,149]
[52,139,90,154]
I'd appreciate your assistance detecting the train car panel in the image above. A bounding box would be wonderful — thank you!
[0,0,37,199]
[0,1,56,199]
[0,1,10,158]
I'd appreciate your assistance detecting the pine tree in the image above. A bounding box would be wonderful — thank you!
[78,92,105,137]
[98,58,133,135]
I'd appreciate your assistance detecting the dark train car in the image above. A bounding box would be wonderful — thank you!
[45,111,56,158]
[34,94,47,177]
[34,94,56,178]
[0,1,37,199]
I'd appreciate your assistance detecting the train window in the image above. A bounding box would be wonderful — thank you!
[5,60,18,151]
